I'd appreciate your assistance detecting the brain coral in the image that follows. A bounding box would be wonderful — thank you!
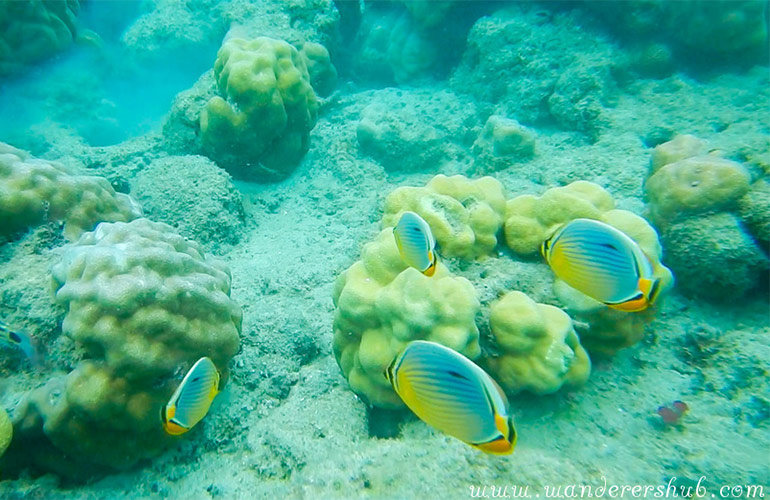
[6,218,242,473]
[0,0,79,76]
[200,36,319,181]
[332,228,480,408]
[382,174,507,260]
[0,142,141,241]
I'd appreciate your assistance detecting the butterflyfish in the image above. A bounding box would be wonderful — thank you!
[541,218,662,312]
[393,211,438,276]
[385,340,516,455]
[0,319,39,364]
[162,356,220,435]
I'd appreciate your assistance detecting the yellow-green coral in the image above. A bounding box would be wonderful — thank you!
[382,174,507,260]
[486,291,590,395]
[21,218,244,470]
[200,36,319,181]
[503,180,615,255]
[0,0,79,76]
[649,134,707,173]
[0,407,10,459]
[332,228,480,408]
[0,142,141,240]
[645,155,751,224]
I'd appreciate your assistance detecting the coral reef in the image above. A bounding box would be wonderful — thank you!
[503,181,614,255]
[504,182,673,355]
[644,136,767,300]
[486,291,590,395]
[451,5,617,137]
[382,174,507,260]
[132,155,245,249]
[299,41,337,97]
[0,0,80,76]
[356,88,479,172]
[332,229,480,408]
[200,36,319,181]
[471,115,536,172]
[582,0,769,64]
[6,218,242,474]
[0,142,141,241]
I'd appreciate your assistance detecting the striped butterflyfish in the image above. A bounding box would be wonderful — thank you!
[162,357,220,435]
[393,211,438,277]
[541,218,662,312]
[385,340,516,455]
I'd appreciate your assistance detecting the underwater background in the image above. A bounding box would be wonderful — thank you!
[0,0,768,498]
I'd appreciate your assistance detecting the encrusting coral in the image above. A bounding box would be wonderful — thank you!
[382,174,507,260]
[6,218,241,474]
[486,291,590,395]
[332,228,480,409]
[0,142,141,241]
[200,36,319,181]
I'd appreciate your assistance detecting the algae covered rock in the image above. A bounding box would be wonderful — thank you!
[471,115,535,172]
[738,178,770,248]
[0,142,142,241]
[662,213,768,300]
[200,36,319,181]
[132,155,245,249]
[332,229,480,408]
[486,291,590,395]
[382,174,506,259]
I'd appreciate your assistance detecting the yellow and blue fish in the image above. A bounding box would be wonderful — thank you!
[0,319,39,365]
[393,211,438,276]
[541,218,662,312]
[162,356,220,435]
[385,340,517,455]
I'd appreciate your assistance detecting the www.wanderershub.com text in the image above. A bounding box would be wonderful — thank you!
[469,476,766,498]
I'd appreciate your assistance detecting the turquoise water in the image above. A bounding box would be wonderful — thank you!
[0,1,768,498]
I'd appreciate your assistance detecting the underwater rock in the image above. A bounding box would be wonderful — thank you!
[6,218,244,474]
[356,88,479,172]
[737,178,770,250]
[332,229,480,409]
[471,115,536,172]
[662,212,768,300]
[0,0,80,76]
[486,291,590,395]
[200,36,319,181]
[452,5,617,134]
[0,142,142,241]
[132,155,245,249]
[382,174,507,260]
[650,134,708,173]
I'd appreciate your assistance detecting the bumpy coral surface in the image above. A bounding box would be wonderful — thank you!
[0,142,141,241]
[0,0,79,76]
[332,229,480,408]
[299,41,337,97]
[382,174,506,259]
[200,36,319,181]
[503,181,615,255]
[6,218,244,471]
[486,291,590,395]
[646,155,751,224]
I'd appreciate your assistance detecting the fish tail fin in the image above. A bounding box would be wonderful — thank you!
[423,251,437,277]
[639,277,662,305]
